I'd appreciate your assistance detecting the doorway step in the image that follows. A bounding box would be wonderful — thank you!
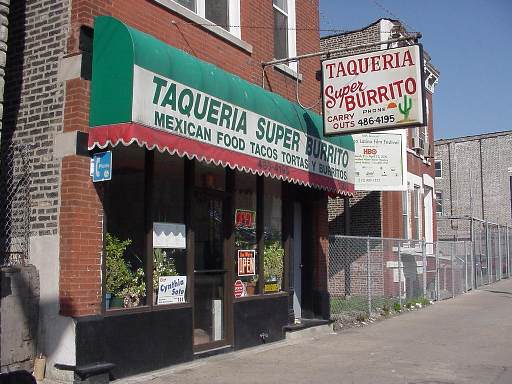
[284,319,333,340]
[194,345,233,359]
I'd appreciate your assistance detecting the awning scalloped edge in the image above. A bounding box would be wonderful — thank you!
[88,126,354,197]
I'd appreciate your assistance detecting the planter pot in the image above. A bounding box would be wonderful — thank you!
[246,284,256,296]
[110,296,124,308]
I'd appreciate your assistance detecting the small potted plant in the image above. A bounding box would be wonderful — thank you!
[105,233,133,308]
[263,239,284,293]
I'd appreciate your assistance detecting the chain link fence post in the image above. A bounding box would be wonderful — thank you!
[507,228,510,279]
[422,240,427,299]
[366,237,371,316]
[451,242,455,298]
[498,225,502,281]
[464,241,468,292]
[398,241,402,307]
[435,243,439,301]
[486,221,491,284]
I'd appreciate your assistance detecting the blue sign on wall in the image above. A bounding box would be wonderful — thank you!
[92,151,112,182]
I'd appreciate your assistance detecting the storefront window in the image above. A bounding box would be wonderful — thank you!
[152,153,188,305]
[263,179,284,293]
[104,145,147,309]
[195,161,226,191]
[234,173,258,296]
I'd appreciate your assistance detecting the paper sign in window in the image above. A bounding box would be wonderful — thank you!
[238,250,256,276]
[153,222,186,249]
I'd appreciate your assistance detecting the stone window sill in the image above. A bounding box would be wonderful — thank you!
[152,0,253,54]
[274,63,302,81]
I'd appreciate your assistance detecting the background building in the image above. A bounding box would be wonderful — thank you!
[435,130,512,240]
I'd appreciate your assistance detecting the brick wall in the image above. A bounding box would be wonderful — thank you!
[328,192,382,236]
[59,156,103,316]
[3,0,69,236]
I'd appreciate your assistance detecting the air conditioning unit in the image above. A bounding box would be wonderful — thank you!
[411,127,427,156]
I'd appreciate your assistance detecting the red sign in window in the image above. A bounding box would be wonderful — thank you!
[235,209,256,229]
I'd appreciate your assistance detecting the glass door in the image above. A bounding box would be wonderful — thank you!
[193,190,227,349]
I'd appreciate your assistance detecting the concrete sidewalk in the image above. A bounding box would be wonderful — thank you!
[118,279,512,384]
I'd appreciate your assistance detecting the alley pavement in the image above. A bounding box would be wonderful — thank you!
[118,279,512,384]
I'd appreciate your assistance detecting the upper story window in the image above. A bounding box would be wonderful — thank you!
[171,0,241,39]
[402,190,409,239]
[435,160,442,178]
[435,190,443,215]
[273,0,297,72]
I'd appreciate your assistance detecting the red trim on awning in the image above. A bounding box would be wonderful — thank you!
[88,123,354,196]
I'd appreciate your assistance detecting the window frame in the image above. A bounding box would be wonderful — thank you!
[154,0,251,53]
[402,190,409,240]
[435,160,442,178]
[272,0,297,73]
[435,190,443,216]
[413,186,421,240]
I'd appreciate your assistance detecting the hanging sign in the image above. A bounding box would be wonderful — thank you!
[354,130,407,191]
[238,250,256,276]
[157,276,187,305]
[91,151,112,182]
[322,44,425,135]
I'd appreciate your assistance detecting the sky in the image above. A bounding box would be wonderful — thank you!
[318,0,512,140]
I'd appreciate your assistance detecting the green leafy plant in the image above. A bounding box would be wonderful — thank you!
[263,240,284,282]
[398,95,412,120]
[419,297,430,306]
[122,267,146,308]
[153,248,178,290]
[393,302,402,312]
[382,303,390,315]
[105,233,133,297]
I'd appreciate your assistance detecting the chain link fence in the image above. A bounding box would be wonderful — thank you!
[329,231,511,321]
[0,144,31,266]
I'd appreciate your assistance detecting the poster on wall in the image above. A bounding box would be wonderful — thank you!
[157,275,187,305]
[322,44,425,135]
[153,222,186,249]
[237,250,256,276]
[354,130,407,191]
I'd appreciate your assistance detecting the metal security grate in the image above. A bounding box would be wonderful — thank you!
[0,144,31,266]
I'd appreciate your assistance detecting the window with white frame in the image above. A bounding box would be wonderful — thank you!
[402,190,409,239]
[171,0,241,38]
[435,160,442,178]
[273,0,297,72]
[435,190,443,215]
[413,186,421,239]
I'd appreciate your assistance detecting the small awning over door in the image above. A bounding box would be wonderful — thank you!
[89,16,355,195]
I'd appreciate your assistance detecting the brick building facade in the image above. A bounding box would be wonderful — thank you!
[321,19,440,299]
[2,1,355,381]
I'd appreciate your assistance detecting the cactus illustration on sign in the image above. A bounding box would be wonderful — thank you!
[398,95,412,121]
